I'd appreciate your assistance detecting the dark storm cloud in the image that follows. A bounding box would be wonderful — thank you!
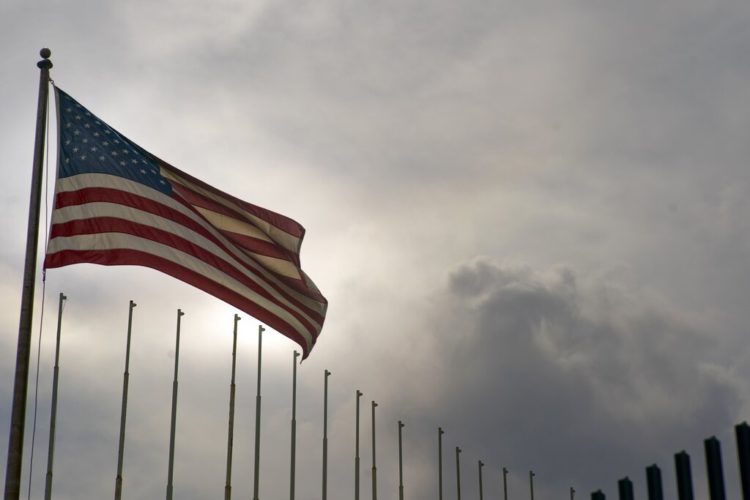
[394,259,745,498]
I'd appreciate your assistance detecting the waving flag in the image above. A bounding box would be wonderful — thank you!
[45,87,327,357]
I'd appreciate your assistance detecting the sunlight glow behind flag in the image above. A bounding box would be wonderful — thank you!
[44,87,327,357]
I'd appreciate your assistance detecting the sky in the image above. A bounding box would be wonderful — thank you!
[2,1,750,499]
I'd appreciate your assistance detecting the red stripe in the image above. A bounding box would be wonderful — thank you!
[44,248,316,357]
[49,216,326,327]
[147,157,305,238]
[54,188,326,320]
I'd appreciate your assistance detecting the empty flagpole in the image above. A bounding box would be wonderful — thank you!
[456,447,462,500]
[224,314,240,500]
[438,428,445,500]
[5,48,52,500]
[529,471,535,500]
[252,324,265,500]
[322,369,331,500]
[502,467,508,500]
[398,421,405,500]
[43,292,66,500]
[166,309,184,500]
[290,350,299,500]
[355,390,363,500]
[478,461,484,500]
[115,299,136,500]
[371,401,378,500]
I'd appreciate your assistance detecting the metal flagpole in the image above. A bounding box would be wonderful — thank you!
[398,421,404,500]
[252,324,265,500]
[570,486,575,500]
[166,309,184,500]
[438,427,445,500]
[115,300,136,500]
[371,401,378,500]
[290,350,299,500]
[478,461,484,500]
[5,47,53,500]
[355,390,362,500]
[43,292,66,500]
[502,468,508,500]
[322,369,331,500]
[224,314,240,500]
[456,447,462,500]
[529,471,535,500]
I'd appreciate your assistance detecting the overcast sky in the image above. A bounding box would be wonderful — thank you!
[3,1,750,499]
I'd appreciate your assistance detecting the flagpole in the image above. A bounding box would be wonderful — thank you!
[252,324,265,500]
[115,300,136,500]
[438,427,444,500]
[456,447,462,500]
[398,421,404,500]
[224,314,240,500]
[166,309,184,500]
[4,47,53,500]
[355,390,362,500]
[322,369,331,500]
[371,401,378,500]
[43,292,66,500]
[290,350,299,500]
[502,467,508,500]
[529,470,535,500]
[478,461,484,500]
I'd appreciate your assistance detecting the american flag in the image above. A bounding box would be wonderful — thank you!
[44,87,327,357]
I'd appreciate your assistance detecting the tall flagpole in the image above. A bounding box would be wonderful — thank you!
[502,467,508,500]
[43,292,66,500]
[371,401,378,500]
[455,447,462,500]
[252,325,265,500]
[115,300,136,500]
[290,350,299,500]
[322,369,331,500]
[529,470,535,500]
[224,314,240,500]
[355,390,362,500]
[398,421,404,500]
[478,461,484,500]
[166,309,184,500]
[438,427,444,500]
[5,47,53,500]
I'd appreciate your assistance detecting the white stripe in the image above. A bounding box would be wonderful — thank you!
[52,201,323,330]
[46,232,314,350]
[161,168,302,254]
[54,174,325,313]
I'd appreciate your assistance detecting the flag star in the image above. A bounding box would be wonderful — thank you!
[99,156,105,161]
[81,154,87,160]
[132,159,138,164]
[95,121,101,125]
[65,139,71,145]
[113,139,120,144]
[105,130,111,134]
[85,112,91,116]
[93,132,99,137]
[82,138,88,143]
[72,147,79,153]
[112,151,118,156]
[120,161,126,166]
[75,115,81,120]
[140,169,147,174]
[103,141,109,146]
[73,130,80,136]
[91,146,97,152]
[160,179,166,184]
[65,123,72,128]
[66,107,72,112]
[84,123,91,128]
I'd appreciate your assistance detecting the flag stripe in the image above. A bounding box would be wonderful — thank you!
[53,175,326,317]
[46,230,318,348]
[44,248,313,353]
[50,201,324,328]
